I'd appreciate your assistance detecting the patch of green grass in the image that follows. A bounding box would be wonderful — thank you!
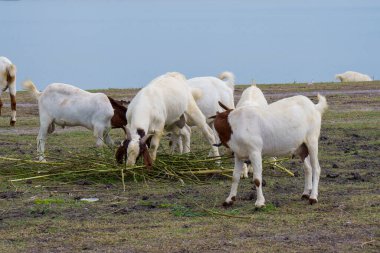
[34,198,65,205]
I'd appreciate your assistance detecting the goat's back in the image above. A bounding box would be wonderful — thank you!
[39,83,113,128]
[229,95,322,156]
[188,76,235,118]
[127,72,190,127]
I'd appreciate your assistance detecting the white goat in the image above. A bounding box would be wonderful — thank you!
[23,81,114,162]
[0,56,17,126]
[170,71,235,153]
[335,71,372,82]
[235,85,269,178]
[115,72,220,167]
[213,94,328,207]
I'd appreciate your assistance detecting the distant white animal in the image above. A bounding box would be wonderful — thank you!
[0,56,17,126]
[23,81,114,162]
[335,71,372,82]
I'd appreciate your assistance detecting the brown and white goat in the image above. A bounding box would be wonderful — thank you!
[0,57,17,126]
[212,93,328,207]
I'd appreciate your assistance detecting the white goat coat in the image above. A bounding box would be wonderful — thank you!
[335,71,372,82]
[229,96,322,158]
[235,85,269,178]
[188,75,235,120]
[124,72,219,165]
[23,81,114,161]
[221,94,327,207]
[127,73,190,132]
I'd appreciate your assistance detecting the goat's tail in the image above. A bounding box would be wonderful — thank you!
[23,80,41,100]
[191,87,203,101]
[167,72,186,81]
[218,71,235,90]
[6,64,16,84]
[316,94,328,114]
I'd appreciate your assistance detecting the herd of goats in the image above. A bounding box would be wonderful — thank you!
[1,55,340,208]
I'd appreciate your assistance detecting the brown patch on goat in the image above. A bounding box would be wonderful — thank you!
[175,114,186,128]
[108,96,128,132]
[293,143,309,161]
[213,110,233,148]
[253,179,260,187]
[141,145,153,169]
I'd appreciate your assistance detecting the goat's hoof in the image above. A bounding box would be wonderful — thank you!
[223,196,236,207]
[223,201,234,207]
[301,194,310,200]
[255,202,265,208]
[241,174,248,179]
[10,120,16,127]
[309,198,318,205]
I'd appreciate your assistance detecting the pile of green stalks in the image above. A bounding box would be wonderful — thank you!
[0,147,292,190]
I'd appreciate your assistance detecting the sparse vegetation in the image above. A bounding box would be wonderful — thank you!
[0,81,379,252]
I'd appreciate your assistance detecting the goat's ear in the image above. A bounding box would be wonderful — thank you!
[218,101,231,111]
[175,114,186,128]
[141,146,153,169]
[115,142,127,164]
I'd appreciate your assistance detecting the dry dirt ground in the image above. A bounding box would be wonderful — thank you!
[0,81,379,252]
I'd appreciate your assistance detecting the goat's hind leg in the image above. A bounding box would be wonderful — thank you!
[250,152,265,207]
[301,156,313,200]
[307,140,321,205]
[185,99,219,157]
[37,121,51,162]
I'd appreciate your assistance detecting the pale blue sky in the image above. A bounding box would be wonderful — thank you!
[1,0,379,89]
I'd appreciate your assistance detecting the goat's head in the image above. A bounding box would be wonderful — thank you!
[108,96,130,129]
[209,101,234,148]
[115,128,153,168]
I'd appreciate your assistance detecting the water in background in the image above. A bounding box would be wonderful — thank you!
[1,0,379,90]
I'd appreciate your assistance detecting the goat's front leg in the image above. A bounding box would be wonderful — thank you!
[181,124,191,153]
[250,151,265,207]
[308,141,321,205]
[223,156,244,206]
[149,131,163,161]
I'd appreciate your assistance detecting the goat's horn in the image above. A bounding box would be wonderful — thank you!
[125,127,132,140]
[218,101,231,111]
[140,133,153,144]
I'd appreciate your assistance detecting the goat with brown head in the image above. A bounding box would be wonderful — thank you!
[108,96,130,133]
[115,128,153,169]
[210,101,234,148]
